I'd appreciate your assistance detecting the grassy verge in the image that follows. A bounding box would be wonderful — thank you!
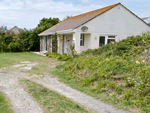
[0,92,11,113]
[22,79,89,113]
[0,52,44,68]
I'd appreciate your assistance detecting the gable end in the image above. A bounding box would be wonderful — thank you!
[74,3,149,30]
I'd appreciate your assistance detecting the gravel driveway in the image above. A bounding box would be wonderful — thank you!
[0,63,44,113]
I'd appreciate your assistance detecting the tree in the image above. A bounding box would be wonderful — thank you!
[0,17,60,52]
[38,17,60,27]
[29,17,60,51]
[148,23,150,26]
[0,26,11,52]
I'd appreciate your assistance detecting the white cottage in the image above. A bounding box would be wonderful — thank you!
[38,3,150,54]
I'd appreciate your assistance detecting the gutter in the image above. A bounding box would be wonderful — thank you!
[38,32,56,36]
[56,29,76,34]
[38,29,77,36]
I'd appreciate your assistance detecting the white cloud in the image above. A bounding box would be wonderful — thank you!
[0,0,103,29]
[81,0,89,3]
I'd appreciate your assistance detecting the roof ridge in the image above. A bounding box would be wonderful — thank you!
[63,3,120,22]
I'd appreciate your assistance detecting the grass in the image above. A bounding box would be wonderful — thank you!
[52,32,150,113]
[0,52,44,68]
[0,92,11,113]
[22,79,89,113]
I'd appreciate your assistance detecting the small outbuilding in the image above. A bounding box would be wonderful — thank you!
[9,26,22,34]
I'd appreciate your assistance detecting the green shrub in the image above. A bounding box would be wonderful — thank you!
[46,52,72,61]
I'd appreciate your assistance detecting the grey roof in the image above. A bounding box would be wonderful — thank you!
[38,3,120,36]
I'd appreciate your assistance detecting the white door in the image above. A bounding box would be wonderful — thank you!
[43,37,47,51]
[64,36,67,54]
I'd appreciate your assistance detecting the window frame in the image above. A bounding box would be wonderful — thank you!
[107,36,116,44]
[99,35,116,46]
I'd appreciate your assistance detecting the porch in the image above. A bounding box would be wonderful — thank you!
[57,33,91,54]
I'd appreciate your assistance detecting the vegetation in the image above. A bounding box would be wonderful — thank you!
[46,52,72,61]
[53,32,150,112]
[0,17,60,52]
[0,92,11,113]
[29,17,59,51]
[22,79,88,113]
[148,23,150,26]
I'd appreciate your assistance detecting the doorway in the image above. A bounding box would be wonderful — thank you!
[43,36,47,51]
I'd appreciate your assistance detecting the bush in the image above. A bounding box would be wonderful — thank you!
[46,52,72,61]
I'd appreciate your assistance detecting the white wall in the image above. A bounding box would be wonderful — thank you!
[74,32,81,54]
[76,4,150,50]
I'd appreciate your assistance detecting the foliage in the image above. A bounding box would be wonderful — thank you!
[22,79,88,113]
[69,44,77,57]
[26,17,60,51]
[46,52,72,61]
[0,17,60,52]
[38,17,59,28]
[55,31,150,112]
[0,26,10,52]
[148,23,150,26]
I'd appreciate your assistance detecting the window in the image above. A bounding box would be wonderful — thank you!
[107,36,115,44]
[80,34,84,46]
[99,36,105,47]
[99,35,116,47]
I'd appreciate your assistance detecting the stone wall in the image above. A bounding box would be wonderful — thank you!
[40,37,44,51]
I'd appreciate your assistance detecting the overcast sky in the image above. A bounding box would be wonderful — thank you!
[0,0,149,29]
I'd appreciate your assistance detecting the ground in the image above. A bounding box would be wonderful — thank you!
[0,52,129,113]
